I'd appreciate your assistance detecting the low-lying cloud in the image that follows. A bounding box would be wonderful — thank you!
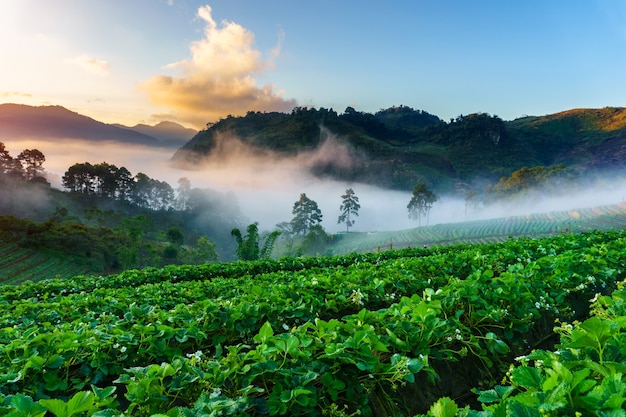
[140,5,296,129]
[5,128,626,236]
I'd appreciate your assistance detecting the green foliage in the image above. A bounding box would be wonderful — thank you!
[174,106,626,193]
[0,229,625,415]
[165,227,184,246]
[407,183,438,226]
[422,274,626,416]
[300,224,331,256]
[184,236,218,264]
[0,241,88,284]
[231,222,281,261]
[488,164,578,200]
[291,193,323,235]
[337,188,360,232]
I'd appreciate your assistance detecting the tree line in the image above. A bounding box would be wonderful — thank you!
[0,142,47,183]
[231,184,439,260]
[62,161,178,211]
[2,143,441,263]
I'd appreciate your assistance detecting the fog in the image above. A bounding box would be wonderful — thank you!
[5,133,626,234]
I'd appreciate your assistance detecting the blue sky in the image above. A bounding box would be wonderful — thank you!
[2,0,625,128]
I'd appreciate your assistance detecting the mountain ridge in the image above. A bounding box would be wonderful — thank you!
[0,103,196,147]
[172,106,626,192]
[2,102,625,192]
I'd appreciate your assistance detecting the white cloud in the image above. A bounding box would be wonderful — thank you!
[139,5,296,128]
[68,54,110,77]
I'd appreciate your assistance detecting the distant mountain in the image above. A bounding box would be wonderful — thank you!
[0,103,193,147]
[173,106,626,192]
[113,121,197,147]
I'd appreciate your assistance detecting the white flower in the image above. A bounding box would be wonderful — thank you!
[186,350,203,360]
[350,289,365,305]
[120,346,127,353]
[282,323,290,331]
[209,387,221,399]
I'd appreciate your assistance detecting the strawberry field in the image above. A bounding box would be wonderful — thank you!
[332,202,626,254]
[1,229,626,416]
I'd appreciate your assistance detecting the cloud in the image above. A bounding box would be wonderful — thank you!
[68,54,110,76]
[0,91,32,98]
[139,5,296,129]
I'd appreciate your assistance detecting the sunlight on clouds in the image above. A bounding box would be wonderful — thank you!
[139,5,296,128]
[68,54,110,77]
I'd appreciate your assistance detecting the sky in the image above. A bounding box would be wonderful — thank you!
[2,0,626,130]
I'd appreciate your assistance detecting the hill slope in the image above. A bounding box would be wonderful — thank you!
[173,106,626,192]
[328,202,626,254]
[0,103,194,147]
[0,242,88,284]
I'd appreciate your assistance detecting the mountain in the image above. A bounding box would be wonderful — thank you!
[172,106,626,192]
[113,121,197,147]
[0,103,191,147]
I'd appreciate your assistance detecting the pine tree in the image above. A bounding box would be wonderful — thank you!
[337,188,360,232]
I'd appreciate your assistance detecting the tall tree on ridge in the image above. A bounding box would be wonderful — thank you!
[407,182,438,226]
[17,149,45,181]
[337,188,360,232]
[291,193,323,235]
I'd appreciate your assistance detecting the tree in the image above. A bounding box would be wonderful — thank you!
[231,222,281,261]
[17,149,45,181]
[166,227,184,246]
[114,166,134,201]
[0,142,23,178]
[131,173,174,210]
[117,214,151,268]
[93,162,119,197]
[0,142,12,175]
[407,183,438,226]
[176,177,192,211]
[188,236,218,264]
[63,162,96,194]
[337,188,360,232]
[291,193,323,235]
[301,224,331,256]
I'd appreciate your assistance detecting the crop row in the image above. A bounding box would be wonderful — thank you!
[420,276,626,416]
[0,243,86,285]
[0,231,625,415]
[337,204,626,254]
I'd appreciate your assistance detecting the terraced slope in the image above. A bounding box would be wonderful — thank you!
[330,202,626,254]
[0,242,88,284]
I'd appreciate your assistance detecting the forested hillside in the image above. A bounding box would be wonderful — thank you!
[0,142,244,280]
[173,106,626,192]
[3,106,626,281]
